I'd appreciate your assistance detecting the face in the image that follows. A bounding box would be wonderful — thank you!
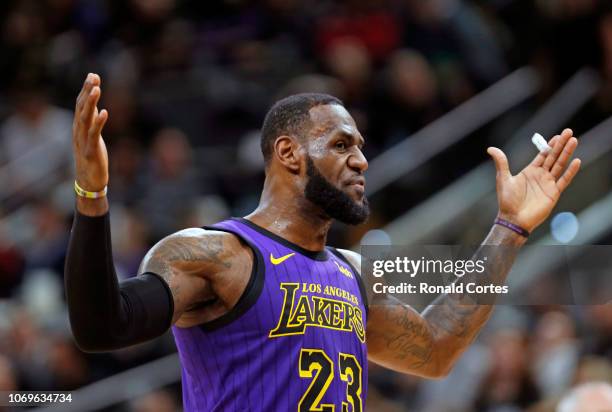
[303,104,370,225]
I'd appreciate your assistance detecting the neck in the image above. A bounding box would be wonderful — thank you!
[245,175,332,252]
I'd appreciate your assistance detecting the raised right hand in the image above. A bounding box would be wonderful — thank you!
[486,128,580,233]
[72,73,109,194]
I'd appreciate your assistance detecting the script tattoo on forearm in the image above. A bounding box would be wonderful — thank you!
[424,226,522,342]
[381,305,434,368]
[367,226,525,375]
[366,294,436,370]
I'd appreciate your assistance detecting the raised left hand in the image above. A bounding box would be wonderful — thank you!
[488,128,581,233]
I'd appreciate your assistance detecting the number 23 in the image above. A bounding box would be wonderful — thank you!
[298,348,362,412]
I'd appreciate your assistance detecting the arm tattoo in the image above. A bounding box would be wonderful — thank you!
[142,234,230,274]
[425,225,524,341]
[368,225,525,376]
[379,305,434,368]
[139,231,232,310]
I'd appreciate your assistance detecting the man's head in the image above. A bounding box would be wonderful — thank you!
[557,382,612,412]
[261,93,369,225]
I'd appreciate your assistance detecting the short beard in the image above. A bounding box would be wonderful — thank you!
[304,157,370,225]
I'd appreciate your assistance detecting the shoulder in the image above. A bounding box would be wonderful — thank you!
[139,227,253,277]
[335,248,362,275]
[154,227,246,252]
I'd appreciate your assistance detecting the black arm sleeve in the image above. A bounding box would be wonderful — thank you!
[64,211,174,352]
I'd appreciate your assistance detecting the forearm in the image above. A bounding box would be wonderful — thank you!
[65,208,173,352]
[65,208,125,350]
[366,302,437,378]
[422,224,526,372]
[76,195,109,216]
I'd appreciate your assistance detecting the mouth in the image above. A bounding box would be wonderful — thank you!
[345,177,366,196]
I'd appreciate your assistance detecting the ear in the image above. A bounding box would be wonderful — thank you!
[273,135,302,173]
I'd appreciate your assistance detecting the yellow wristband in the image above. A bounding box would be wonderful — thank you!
[74,180,107,199]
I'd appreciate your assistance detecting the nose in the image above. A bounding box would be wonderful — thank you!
[348,147,368,174]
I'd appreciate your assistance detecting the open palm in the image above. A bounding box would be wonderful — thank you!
[72,73,109,192]
[488,129,581,233]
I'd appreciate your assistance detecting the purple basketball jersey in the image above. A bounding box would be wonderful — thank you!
[171,218,368,411]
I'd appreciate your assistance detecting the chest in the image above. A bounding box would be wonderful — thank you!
[259,253,366,344]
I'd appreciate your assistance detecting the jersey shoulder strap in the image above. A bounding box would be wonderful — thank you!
[198,219,265,331]
[327,246,369,315]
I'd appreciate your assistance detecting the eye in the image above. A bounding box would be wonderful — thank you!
[335,141,346,151]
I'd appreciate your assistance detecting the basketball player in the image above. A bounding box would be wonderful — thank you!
[65,73,581,411]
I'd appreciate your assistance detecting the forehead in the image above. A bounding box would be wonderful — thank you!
[308,104,359,138]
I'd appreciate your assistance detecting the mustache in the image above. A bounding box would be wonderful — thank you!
[345,176,365,188]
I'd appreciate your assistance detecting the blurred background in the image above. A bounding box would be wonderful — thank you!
[0,0,611,411]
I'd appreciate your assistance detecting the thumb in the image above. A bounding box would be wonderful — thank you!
[487,147,510,180]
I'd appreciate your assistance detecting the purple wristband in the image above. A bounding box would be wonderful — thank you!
[494,217,529,238]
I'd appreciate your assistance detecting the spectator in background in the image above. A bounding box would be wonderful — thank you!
[0,223,25,297]
[369,49,443,147]
[46,335,89,391]
[0,3,47,91]
[130,389,180,412]
[473,329,540,411]
[399,0,508,86]
[5,308,51,390]
[556,382,612,412]
[314,0,400,63]
[574,356,612,384]
[323,38,372,109]
[24,199,69,276]
[0,77,72,204]
[138,128,203,240]
[531,311,580,398]
[0,355,17,392]
[536,0,600,84]
[110,206,150,278]
[109,137,145,206]
[584,302,612,360]
[101,83,139,139]
[596,8,612,116]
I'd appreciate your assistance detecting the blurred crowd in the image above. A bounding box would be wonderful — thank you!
[0,0,611,411]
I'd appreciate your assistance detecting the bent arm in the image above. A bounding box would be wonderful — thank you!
[64,211,179,352]
[65,74,239,352]
[65,199,232,352]
[366,130,581,377]
[365,225,525,378]
[65,207,174,352]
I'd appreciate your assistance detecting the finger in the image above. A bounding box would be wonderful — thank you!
[530,135,558,167]
[88,110,108,145]
[543,128,573,171]
[75,74,92,113]
[75,73,101,114]
[86,109,108,156]
[556,158,581,193]
[79,86,101,142]
[550,137,578,179]
[487,147,511,180]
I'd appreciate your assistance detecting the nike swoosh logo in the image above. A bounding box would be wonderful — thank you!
[270,252,295,265]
